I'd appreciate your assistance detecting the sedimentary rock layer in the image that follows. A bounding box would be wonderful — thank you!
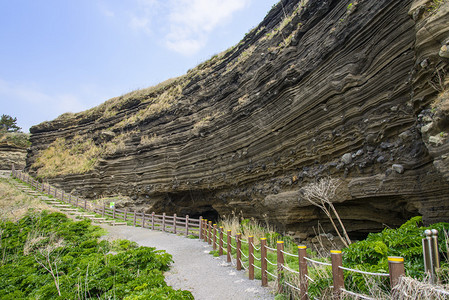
[27,0,449,239]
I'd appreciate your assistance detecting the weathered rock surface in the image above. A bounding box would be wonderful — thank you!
[0,144,27,170]
[26,0,449,239]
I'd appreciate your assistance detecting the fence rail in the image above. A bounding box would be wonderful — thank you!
[11,165,443,299]
[10,167,203,239]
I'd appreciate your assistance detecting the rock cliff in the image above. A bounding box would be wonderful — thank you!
[27,0,449,240]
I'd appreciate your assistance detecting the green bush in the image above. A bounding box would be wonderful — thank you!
[0,211,193,299]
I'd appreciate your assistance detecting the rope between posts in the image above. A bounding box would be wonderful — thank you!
[265,245,277,252]
[240,239,248,244]
[304,257,332,266]
[340,288,375,300]
[252,263,261,270]
[281,250,298,258]
[282,264,300,275]
[239,258,248,270]
[265,270,277,279]
[305,274,315,283]
[230,243,237,250]
[265,257,277,266]
[252,253,261,261]
[229,255,236,267]
[284,281,301,292]
[239,249,249,258]
[251,242,260,251]
[338,266,389,277]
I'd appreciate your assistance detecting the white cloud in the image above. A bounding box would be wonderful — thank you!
[127,0,160,35]
[165,0,252,55]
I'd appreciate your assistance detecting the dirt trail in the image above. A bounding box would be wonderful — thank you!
[101,224,275,300]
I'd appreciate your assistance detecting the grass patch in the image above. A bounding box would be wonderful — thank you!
[0,131,30,148]
[0,177,56,222]
[0,211,193,299]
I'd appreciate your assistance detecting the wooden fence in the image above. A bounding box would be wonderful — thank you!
[10,166,203,238]
[198,219,407,300]
[11,165,434,299]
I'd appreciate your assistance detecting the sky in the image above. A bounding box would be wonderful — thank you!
[0,0,278,132]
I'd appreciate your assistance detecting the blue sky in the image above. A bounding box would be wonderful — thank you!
[0,0,278,132]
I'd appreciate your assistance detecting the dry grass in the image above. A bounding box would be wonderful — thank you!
[140,134,161,146]
[392,276,449,299]
[33,137,102,177]
[219,212,274,246]
[0,178,56,222]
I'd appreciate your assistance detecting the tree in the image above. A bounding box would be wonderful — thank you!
[300,177,352,247]
[0,114,21,132]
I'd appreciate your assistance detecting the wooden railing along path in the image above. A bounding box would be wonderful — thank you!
[11,165,447,299]
[10,166,202,237]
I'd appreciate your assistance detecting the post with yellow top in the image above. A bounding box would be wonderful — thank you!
[388,256,405,289]
[213,224,217,250]
[208,221,212,245]
[236,233,242,271]
[227,230,232,263]
[277,241,285,293]
[298,245,309,300]
[261,238,268,287]
[202,219,207,242]
[248,236,254,280]
[331,250,344,299]
[219,227,224,256]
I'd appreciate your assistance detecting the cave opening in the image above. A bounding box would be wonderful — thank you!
[164,191,220,223]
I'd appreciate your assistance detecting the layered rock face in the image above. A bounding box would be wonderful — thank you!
[0,144,27,170]
[27,0,449,239]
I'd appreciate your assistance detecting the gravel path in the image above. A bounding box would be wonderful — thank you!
[101,224,275,300]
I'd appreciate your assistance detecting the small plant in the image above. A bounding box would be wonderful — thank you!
[347,3,353,10]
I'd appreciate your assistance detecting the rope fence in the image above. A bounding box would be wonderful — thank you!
[11,166,445,300]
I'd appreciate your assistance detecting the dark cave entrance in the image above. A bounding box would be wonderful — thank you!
[164,191,220,223]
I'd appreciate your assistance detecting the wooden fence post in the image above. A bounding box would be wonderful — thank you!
[199,216,203,239]
[133,210,137,227]
[298,245,309,300]
[76,196,79,208]
[203,219,207,242]
[162,213,166,232]
[173,214,177,234]
[236,233,242,271]
[277,241,285,293]
[152,212,155,230]
[261,238,268,287]
[219,227,224,256]
[207,221,211,244]
[102,201,105,217]
[213,224,217,250]
[68,193,72,204]
[84,199,87,210]
[185,215,189,236]
[227,230,232,263]
[61,191,65,202]
[331,250,344,299]
[388,256,405,289]
[142,212,146,228]
[113,206,116,219]
[124,208,127,221]
[249,236,254,280]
